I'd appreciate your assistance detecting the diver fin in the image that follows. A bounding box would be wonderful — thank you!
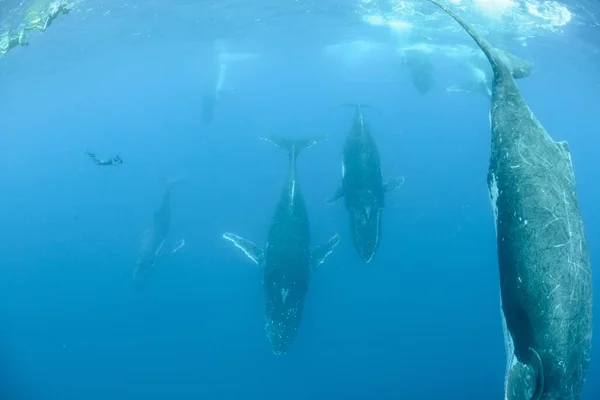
[506,348,544,400]
[383,176,405,193]
[260,135,327,160]
[327,185,344,204]
[222,232,265,266]
[311,233,340,268]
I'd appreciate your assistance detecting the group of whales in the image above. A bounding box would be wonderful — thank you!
[133,103,402,356]
[132,0,593,398]
[221,105,403,355]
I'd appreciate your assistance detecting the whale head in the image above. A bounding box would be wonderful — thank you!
[263,283,307,355]
[349,204,382,263]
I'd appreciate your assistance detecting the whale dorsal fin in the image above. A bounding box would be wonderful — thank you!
[222,232,265,266]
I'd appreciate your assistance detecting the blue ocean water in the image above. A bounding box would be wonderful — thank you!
[0,0,598,399]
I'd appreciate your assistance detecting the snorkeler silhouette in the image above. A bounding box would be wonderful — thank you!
[85,151,123,166]
[0,29,28,56]
[24,0,71,33]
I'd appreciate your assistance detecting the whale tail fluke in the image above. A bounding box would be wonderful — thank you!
[260,135,327,163]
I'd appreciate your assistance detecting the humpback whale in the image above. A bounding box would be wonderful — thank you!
[328,105,404,263]
[200,40,259,126]
[425,1,593,399]
[403,49,435,95]
[200,45,227,126]
[223,136,340,355]
[133,181,185,289]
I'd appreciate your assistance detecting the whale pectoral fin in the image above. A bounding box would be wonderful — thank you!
[156,239,185,261]
[169,239,186,254]
[312,233,340,269]
[506,348,544,400]
[326,186,344,204]
[222,232,264,266]
[383,176,405,193]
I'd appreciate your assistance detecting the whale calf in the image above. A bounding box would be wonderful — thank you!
[134,181,185,289]
[328,105,404,263]
[223,136,339,355]
[424,1,593,399]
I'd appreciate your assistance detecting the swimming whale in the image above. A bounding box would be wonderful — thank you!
[328,105,404,263]
[223,136,339,355]
[133,181,185,289]
[424,1,593,399]
[403,49,435,95]
[200,43,227,126]
[200,40,259,126]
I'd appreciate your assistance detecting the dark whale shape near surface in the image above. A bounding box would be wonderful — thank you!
[223,136,339,355]
[423,1,593,399]
[404,49,435,94]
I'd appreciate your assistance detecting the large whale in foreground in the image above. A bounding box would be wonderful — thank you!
[223,136,339,355]
[133,181,185,289]
[328,105,403,263]
[424,1,593,399]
